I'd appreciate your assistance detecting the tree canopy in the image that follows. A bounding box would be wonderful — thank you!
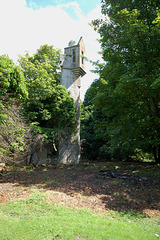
[0,55,28,99]
[19,44,77,131]
[81,0,160,163]
[0,54,28,126]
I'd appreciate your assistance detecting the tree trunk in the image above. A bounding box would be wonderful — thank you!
[153,145,160,164]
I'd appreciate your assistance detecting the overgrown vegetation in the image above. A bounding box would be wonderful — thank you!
[0,101,28,164]
[1,1,160,165]
[0,45,77,164]
[0,1,160,238]
[0,55,29,164]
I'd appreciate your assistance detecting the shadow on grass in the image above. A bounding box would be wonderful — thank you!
[0,162,160,217]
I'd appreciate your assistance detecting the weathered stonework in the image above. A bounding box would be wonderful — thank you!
[58,37,86,164]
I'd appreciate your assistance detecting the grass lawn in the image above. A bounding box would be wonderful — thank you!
[0,191,160,240]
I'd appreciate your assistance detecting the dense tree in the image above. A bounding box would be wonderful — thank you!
[0,55,28,99]
[0,55,28,124]
[82,0,160,162]
[81,80,111,160]
[18,45,77,131]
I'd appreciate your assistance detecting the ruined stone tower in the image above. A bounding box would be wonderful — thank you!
[58,37,86,164]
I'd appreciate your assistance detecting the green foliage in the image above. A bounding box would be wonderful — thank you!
[0,55,28,164]
[0,54,28,125]
[0,113,7,123]
[81,80,110,160]
[0,46,77,165]
[0,55,28,99]
[84,0,160,162]
[19,44,77,134]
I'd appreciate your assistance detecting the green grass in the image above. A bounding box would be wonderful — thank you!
[0,192,159,240]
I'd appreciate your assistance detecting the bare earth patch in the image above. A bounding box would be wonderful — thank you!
[0,162,160,218]
[0,183,30,203]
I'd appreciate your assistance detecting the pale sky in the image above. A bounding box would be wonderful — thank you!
[0,0,103,100]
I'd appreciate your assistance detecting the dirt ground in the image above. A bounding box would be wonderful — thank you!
[0,162,160,217]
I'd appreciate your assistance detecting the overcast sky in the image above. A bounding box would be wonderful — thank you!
[0,0,103,100]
